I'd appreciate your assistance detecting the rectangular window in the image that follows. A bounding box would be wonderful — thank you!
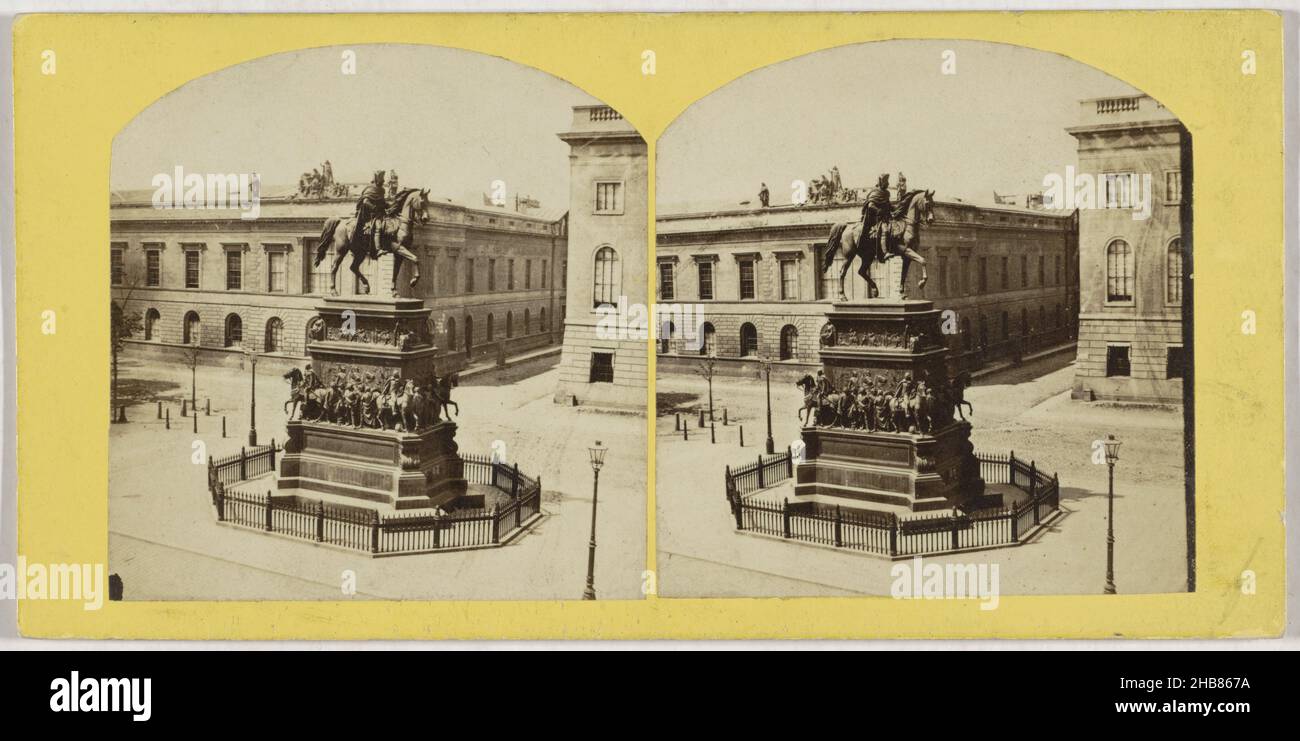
[1107,242,1133,302]
[185,250,201,289]
[1054,255,1061,286]
[1165,171,1182,203]
[525,259,532,290]
[698,261,714,300]
[145,249,161,287]
[449,256,459,294]
[1167,242,1184,304]
[595,182,622,213]
[1103,173,1136,209]
[466,258,475,293]
[541,259,548,289]
[1106,345,1131,377]
[507,259,515,290]
[738,259,756,300]
[961,256,970,295]
[303,238,329,294]
[1037,255,1045,286]
[226,250,242,290]
[488,258,496,291]
[938,256,948,297]
[658,261,675,301]
[1166,346,1185,380]
[978,258,987,293]
[267,251,287,293]
[110,247,125,286]
[589,352,615,383]
[779,259,797,300]
[1020,255,1028,288]
[1000,257,1009,290]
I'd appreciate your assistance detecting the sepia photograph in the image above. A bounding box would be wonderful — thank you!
[653,40,1192,599]
[106,44,649,601]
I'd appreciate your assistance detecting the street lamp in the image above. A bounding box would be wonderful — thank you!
[760,355,775,454]
[582,440,608,601]
[1104,434,1121,595]
[245,347,259,447]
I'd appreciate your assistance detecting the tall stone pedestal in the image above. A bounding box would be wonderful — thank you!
[795,299,983,513]
[277,295,466,510]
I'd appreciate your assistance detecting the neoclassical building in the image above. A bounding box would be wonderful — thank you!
[1067,94,1189,403]
[552,105,649,409]
[110,184,568,373]
[654,198,1078,379]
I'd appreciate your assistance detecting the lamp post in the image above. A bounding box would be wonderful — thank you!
[761,355,775,454]
[245,348,259,447]
[583,440,607,601]
[1104,434,1121,595]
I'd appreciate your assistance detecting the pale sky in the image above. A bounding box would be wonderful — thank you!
[112,44,599,209]
[657,40,1143,213]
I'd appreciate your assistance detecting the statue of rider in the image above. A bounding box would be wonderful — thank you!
[861,173,893,258]
[300,363,321,394]
[355,169,389,259]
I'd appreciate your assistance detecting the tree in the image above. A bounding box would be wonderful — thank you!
[182,342,201,412]
[110,283,143,422]
[695,353,718,422]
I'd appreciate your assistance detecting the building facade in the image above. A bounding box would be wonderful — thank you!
[110,188,567,372]
[1067,94,1188,403]
[552,105,649,409]
[654,198,1078,379]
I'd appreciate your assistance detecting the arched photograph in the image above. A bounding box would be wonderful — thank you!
[654,40,1192,599]
[108,45,649,601]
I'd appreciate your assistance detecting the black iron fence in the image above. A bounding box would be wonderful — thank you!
[207,450,543,555]
[724,449,1060,558]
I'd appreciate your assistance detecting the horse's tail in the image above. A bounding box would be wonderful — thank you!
[314,218,340,266]
[822,223,846,272]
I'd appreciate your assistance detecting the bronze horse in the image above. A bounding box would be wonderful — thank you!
[282,367,335,422]
[795,374,846,427]
[823,189,935,300]
[313,188,430,296]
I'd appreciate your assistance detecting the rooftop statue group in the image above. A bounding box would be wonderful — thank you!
[312,169,430,297]
[822,172,934,301]
[796,368,972,435]
[282,363,459,434]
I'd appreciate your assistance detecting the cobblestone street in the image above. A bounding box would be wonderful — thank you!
[109,352,648,601]
[654,352,1189,598]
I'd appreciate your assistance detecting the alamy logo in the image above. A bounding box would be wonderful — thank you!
[151,166,261,220]
[890,556,1000,610]
[49,671,151,721]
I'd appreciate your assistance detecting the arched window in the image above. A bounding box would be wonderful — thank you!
[506,311,514,338]
[224,314,243,348]
[779,325,798,361]
[593,246,619,308]
[183,311,201,345]
[445,316,457,352]
[264,317,284,353]
[1166,237,1183,304]
[464,315,474,357]
[701,322,716,356]
[1106,239,1134,302]
[740,323,759,358]
[523,309,530,335]
[144,308,160,341]
[487,313,495,342]
[659,321,675,354]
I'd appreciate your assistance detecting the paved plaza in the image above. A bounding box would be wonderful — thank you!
[109,352,647,601]
[654,352,1189,598]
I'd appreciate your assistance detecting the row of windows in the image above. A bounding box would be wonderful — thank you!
[1106,237,1183,304]
[654,247,1073,303]
[111,244,554,298]
[1105,344,1185,381]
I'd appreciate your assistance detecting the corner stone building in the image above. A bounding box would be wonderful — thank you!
[1068,94,1189,403]
[552,106,649,409]
[110,185,567,374]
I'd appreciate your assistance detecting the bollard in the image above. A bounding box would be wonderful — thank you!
[739,425,745,447]
[710,422,716,444]
[222,416,227,438]
[192,410,197,433]
[165,408,170,429]
[206,398,211,416]
[181,399,187,417]
[683,424,689,441]
[698,409,706,428]
[675,413,681,432]
[157,401,162,419]
[723,408,729,426]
